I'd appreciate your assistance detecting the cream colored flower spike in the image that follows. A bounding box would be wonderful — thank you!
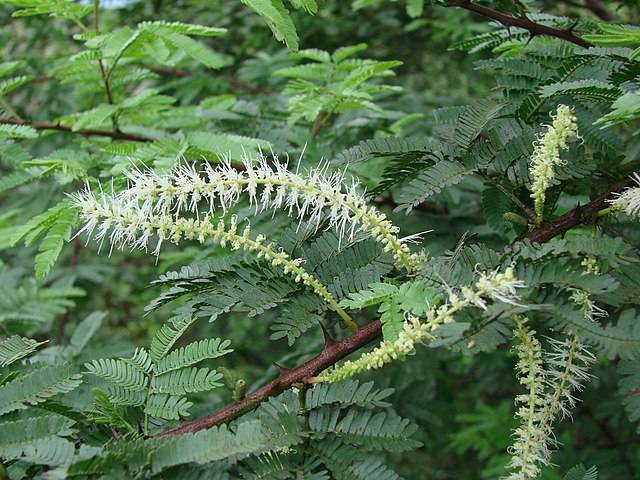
[529,105,579,226]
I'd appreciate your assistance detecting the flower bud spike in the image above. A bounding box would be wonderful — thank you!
[529,105,579,226]
[317,268,526,383]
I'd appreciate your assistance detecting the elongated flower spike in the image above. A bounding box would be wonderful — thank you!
[505,318,595,480]
[608,173,640,218]
[71,188,359,332]
[316,266,526,382]
[117,152,420,273]
[508,316,546,480]
[529,105,579,225]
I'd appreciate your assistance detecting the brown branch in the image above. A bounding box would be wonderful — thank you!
[526,176,634,244]
[0,117,153,142]
[448,0,593,48]
[157,320,382,437]
[156,174,636,438]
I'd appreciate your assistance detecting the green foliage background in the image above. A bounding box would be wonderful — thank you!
[1,0,640,479]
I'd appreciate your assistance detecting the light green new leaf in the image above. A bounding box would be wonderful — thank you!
[10,200,79,279]
[2,0,92,21]
[339,283,398,309]
[289,0,318,13]
[0,75,32,95]
[155,29,232,69]
[139,21,227,37]
[0,123,38,139]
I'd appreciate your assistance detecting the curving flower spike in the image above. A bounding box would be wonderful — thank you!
[316,267,526,383]
[507,316,548,480]
[117,152,418,272]
[70,189,358,331]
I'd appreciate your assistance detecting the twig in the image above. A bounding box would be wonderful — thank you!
[448,0,593,48]
[481,173,536,222]
[98,60,115,106]
[0,116,153,142]
[93,0,119,131]
[526,177,634,244]
[156,320,382,437]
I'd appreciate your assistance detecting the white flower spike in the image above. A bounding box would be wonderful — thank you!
[70,188,358,331]
[505,319,595,480]
[609,173,640,219]
[118,152,419,272]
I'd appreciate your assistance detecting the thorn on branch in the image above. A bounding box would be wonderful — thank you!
[319,322,337,349]
[525,32,538,46]
[566,19,580,33]
[573,203,583,222]
[273,363,292,378]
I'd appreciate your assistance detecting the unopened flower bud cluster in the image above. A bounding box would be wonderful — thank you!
[529,105,579,225]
